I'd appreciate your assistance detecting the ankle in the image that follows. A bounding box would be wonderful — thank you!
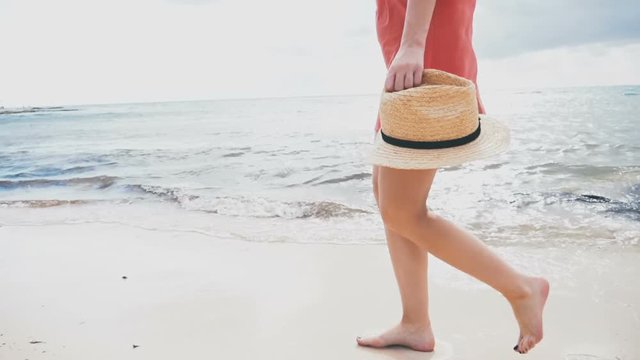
[503,275,534,302]
[400,315,432,330]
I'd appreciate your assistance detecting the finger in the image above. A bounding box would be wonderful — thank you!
[414,68,423,86]
[385,72,395,92]
[404,71,414,90]
[394,71,405,91]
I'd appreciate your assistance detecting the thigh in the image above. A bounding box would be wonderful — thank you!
[378,166,438,214]
[372,165,381,207]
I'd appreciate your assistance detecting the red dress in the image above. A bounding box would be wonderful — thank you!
[374,0,485,134]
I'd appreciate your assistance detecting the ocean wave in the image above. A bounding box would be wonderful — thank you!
[126,184,372,219]
[314,172,371,185]
[0,175,120,190]
[511,188,640,221]
[5,164,112,178]
[1,199,97,208]
[609,183,640,221]
[221,151,245,158]
[522,163,640,178]
[125,184,198,202]
[288,171,369,186]
[0,106,78,116]
[194,197,373,219]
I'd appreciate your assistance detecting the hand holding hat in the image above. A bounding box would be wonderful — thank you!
[368,69,510,170]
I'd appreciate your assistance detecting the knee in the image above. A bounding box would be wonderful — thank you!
[379,198,427,237]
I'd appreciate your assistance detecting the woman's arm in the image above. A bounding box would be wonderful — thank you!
[385,0,436,92]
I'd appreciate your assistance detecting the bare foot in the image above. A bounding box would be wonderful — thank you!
[356,321,435,352]
[509,276,550,354]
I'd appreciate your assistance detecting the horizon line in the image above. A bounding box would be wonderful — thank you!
[2,82,638,109]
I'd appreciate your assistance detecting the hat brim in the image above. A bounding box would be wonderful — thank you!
[367,114,510,169]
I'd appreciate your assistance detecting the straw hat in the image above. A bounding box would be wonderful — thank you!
[367,69,510,169]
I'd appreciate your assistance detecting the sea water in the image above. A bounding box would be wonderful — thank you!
[1,85,639,248]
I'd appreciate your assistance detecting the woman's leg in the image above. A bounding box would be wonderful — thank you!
[356,165,435,352]
[375,166,549,354]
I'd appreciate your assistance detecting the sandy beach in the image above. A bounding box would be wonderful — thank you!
[1,211,638,360]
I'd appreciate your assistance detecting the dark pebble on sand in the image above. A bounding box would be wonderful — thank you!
[133,344,140,349]
[122,275,127,279]
[29,340,45,344]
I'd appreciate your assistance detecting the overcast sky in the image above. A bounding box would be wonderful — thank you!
[1,0,639,106]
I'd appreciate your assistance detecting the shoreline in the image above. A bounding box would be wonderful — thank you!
[1,221,638,359]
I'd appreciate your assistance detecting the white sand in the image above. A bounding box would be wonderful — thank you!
[0,221,638,359]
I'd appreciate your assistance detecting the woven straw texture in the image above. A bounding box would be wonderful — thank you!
[367,69,510,169]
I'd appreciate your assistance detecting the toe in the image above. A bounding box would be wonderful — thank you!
[368,336,385,347]
[525,336,537,353]
[521,336,535,353]
[515,336,527,354]
[356,335,383,348]
[513,335,523,353]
